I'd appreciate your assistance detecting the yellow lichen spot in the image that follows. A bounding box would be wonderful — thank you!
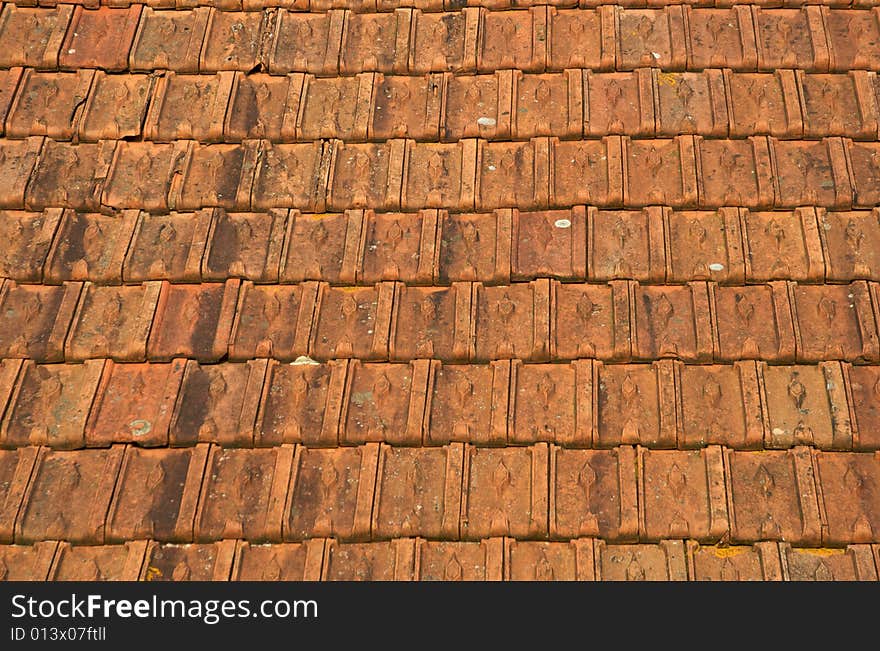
[145,566,163,581]
[793,548,846,557]
[711,546,750,558]
[657,72,678,87]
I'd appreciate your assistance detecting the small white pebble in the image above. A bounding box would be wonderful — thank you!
[708,263,725,272]
[487,164,496,171]
[291,355,319,366]
[554,219,572,229]
[477,116,496,127]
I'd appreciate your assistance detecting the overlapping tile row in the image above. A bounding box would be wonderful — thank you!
[8,1,880,16]
[0,444,878,546]
[5,6,880,75]
[1,538,878,581]
[4,67,880,142]
[8,207,880,285]
[5,357,880,450]
[2,136,879,211]
[2,276,880,364]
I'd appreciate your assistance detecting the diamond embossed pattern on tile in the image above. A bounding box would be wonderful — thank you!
[2,2,880,582]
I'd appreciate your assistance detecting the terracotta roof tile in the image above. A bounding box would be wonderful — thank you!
[59,6,142,72]
[141,539,236,580]
[461,444,549,539]
[623,136,698,207]
[102,141,190,212]
[251,142,326,210]
[84,359,185,446]
[199,10,264,72]
[780,542,879,580]
[195,444,293,541]
[254,359,345,446]
[49,540,147,580]
[176,141,259,210]
[800,71,878,139]
[129,7,211,72]
[341,10,411,74]
[389,284,469,360]
[0,445,39,542]
[311,283,394,359]
[823,7,880,72]
[372,72,441,141]
[0,281,80,362]
[473,280,549,361]
[726,70,804,138]
[726,446,824,545]
[0,68,24,137]
[639,446,728,542]
[65,282,161,361]
[594,539,688,580]
[224,72,300,141]
[416,538,503,580]
[5,69,94,140]
[505,539,596,581]
[596,361,677,447]
[710,283,796,362]
[0,136,42,208]
[844,363,880,450]
[123,210,211,283]
[15,446,123,544]
[425,361,507,445]
[753,7,830,73]
[44,210,138,283]
[232,539,324,581]
[845,140,880,206]
[685,7,757,72]
[323,538,415,580]
[407,9,476,74]
[25,139,116,211]
[78,72,153,141]
[632,281,714,362]
[551,283,627,359]
[815,450,880,545]
[550,446,638,541]
[675,362,763,450]
[790,281,879,362]
[687,541,783,581]
[0,5,73,69]
[144,72,234,142]
[0,360,103,448]
[268,10,343,75]
[372,444,462,539]
[0,208,62,282]
[171,358,265,446]
[0,541,58,580]
[106,445,207,543]
[229,281,315,359]
[616,7,688,72]
[285,444,378,541]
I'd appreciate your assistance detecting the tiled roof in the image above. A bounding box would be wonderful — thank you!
[1,2,880,582]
